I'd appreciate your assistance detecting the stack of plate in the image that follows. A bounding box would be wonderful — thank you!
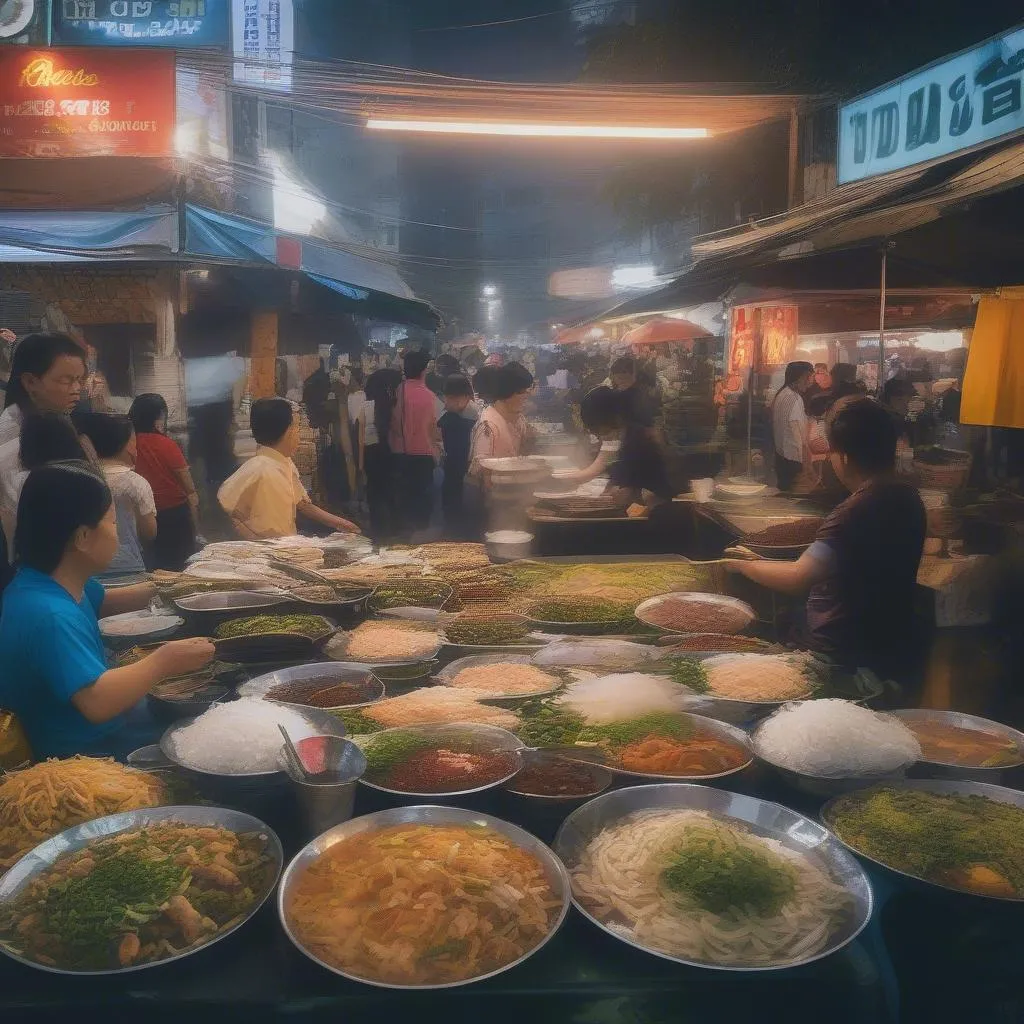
[537,494,627,519]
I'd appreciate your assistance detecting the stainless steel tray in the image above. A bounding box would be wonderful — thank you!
[0,805,283,976]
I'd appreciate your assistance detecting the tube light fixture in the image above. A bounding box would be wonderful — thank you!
[366,119,710,139]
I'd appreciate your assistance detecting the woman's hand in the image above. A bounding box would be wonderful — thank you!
[153,638,215,679]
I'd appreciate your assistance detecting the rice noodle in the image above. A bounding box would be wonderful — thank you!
[558,673,686,724]
[572,809,852,966]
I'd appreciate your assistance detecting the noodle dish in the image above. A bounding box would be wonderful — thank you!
[555,785,871,970]
[280,806,569,988]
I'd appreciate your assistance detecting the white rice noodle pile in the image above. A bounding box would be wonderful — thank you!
[754,698,921,778]
[533,640,668,669]
[557,673,685,724]
[168,697,315,774]
[572,808,852,966]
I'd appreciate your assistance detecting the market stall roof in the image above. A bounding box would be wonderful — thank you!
[0,204,440,330]
[183,205,440,329]
[0,206,178,261]
[621,318,708,346]
[600,137,1024,321]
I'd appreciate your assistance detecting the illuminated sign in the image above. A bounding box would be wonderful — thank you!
[54,1,229,47]
[839,26,1024,183]
[0,48,175,158]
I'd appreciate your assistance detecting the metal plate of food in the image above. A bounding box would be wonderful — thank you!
[357,723,526,798]
[172,590,287,615]
[635,592,755,636]
[98,611,184,645]
[212,614,336,663]
[889,709,1024,781]
[435,654,567,702]
[239,662,385,711]
[0,805,283,975]
[278,804,570,989]
[821,779,1024,902]
[159,706,347,780]
[324,625,444,667]
[554,784,873,971]
[583,712,755,783]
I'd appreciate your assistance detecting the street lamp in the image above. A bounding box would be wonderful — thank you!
[482,284,498,298]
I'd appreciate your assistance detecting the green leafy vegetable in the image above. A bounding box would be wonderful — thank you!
[215,615,328,640]
[333,708,385,734]
[661,825,798,916]
[363,731,431,774]
[514,699,584,747]
[578,712,694,748]
[524,596,635,624]
[38,853,188,965]
[663,657,710,693]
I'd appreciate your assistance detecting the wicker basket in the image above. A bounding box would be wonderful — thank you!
[913,452,971,491]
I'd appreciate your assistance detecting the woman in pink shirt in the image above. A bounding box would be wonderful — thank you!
[469,361,535,477]
[389,350,441,536]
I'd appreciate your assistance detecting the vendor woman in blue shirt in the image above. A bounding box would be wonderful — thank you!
[0,462,214,759]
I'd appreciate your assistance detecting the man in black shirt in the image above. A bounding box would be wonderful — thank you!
[610,356,656,430]
[726,396,926,679]
[581,386,672,505]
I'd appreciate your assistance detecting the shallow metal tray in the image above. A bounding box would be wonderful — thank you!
[554,783,873,971]
[0,805,283,976]
[278,804,570,989]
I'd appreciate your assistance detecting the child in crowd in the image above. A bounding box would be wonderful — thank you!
[77,413,157,580]
[438,375,474,539]
[218,398,358,540]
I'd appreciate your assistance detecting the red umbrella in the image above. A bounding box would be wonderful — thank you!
[554,324,606,345]
[622,318,707,346]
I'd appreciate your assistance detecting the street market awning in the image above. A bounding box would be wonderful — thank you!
[184,205,439,329]
[600,137,1024,322]
[0,206,178,261]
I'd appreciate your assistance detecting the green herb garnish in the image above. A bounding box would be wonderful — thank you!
[444,617,530,646]
[578,712,694,748]
[663,657,710,693]
[514,699,585,747]
[334,708,384,735]
[215,615,328,640]
[362,731,431,774]
[524,596,635,624]
[661,826,798,916]
[37,853,188,965]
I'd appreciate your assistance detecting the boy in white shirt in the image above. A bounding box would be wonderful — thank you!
[218,398,358,539]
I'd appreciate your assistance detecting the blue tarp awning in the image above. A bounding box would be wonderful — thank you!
[0,206,178,260]
[183,205,438,328]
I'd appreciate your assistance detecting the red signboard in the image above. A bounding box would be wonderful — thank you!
[0,48,175,158]
[759,305,799,368]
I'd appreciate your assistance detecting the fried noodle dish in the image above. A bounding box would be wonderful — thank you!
[0,823,276,971]
[286,823,561,985]
[0,758,166,871]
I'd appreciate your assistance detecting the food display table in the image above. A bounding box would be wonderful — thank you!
[2,757,1022,1024]
[2,542,1021,1024]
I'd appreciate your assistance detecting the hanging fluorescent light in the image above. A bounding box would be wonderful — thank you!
[366,119,709,139]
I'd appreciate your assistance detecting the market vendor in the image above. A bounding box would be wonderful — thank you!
[726,396,926,679]
[0,462,215,760]
[580,386,672,510]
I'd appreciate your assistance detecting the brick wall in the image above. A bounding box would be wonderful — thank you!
[0,268,162,325]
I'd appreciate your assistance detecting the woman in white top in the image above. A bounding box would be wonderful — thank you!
[0,414,87,561]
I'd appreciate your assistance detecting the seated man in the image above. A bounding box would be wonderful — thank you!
[727,396,926,680]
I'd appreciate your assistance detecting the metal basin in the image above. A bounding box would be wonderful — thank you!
[277,804,570,989]
[554,783,873,972]
[0,805,282,976]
